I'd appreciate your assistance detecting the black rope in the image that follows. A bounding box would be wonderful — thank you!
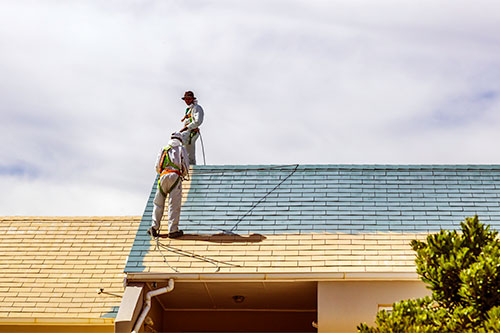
[154,236,179,272]
[182,164,301,234]
[227,164,299,233]
[156,239,243,273]
[150,164,300,271]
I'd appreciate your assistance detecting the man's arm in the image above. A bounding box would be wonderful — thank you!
[180,147,190,177]
[154,148,164,174]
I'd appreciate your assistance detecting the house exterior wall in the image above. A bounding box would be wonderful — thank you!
[114,283,144,333]
[318,281,430,333]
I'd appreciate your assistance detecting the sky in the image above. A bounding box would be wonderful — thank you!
[1,0,500,216]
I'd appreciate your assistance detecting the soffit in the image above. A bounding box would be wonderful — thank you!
[152,281,317,311]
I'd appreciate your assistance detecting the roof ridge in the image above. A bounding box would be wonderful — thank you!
[0,216,141,220]
[191,164,500,170]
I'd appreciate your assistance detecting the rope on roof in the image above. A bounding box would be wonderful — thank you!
[154,237,243,273]
[180,164,300,234]
[225,164,299,234]
[151,164,299,272]
[154,237,179,273]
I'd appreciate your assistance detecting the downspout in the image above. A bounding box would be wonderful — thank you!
[131,279,174,333]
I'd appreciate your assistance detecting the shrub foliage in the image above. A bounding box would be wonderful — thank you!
[358,216,500,332]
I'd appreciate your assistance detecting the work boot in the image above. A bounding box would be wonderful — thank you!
[168,230,184,239]
[147,227,159,238]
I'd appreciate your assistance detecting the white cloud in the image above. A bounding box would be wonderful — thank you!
[0,175,148,216]
[1,0,500,215]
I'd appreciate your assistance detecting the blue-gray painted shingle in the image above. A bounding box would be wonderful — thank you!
[124,164,500,272]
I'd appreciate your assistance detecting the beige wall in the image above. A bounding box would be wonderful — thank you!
[318,281,430,333]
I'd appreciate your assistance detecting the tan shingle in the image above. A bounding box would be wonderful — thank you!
[135,232,423,275]
[0,216,140,323]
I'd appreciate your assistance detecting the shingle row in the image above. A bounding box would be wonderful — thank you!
[177,165,500,235]
[126,164,500,272]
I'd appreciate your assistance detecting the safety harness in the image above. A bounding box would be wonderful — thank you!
[157,145,182,197]
[185,108,201,144]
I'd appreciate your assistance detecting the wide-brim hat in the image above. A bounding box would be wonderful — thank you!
[181,91,196,100]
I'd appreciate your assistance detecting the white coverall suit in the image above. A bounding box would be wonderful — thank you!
[181,100,204,165]
[152,139,189,233]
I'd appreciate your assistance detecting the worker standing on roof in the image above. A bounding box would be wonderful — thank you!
[179,90,204,165]
[148,132,189,239]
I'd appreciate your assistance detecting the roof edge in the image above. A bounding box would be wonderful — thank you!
[0,216,141,220]
[0,318,115,325]
[126,272,419,283]
[191,164,500,170]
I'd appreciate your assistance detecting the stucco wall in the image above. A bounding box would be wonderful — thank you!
[318,281,430,333]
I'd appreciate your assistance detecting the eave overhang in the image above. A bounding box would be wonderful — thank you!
[125,271,419,283]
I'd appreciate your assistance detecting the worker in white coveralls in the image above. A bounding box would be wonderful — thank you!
[179,90,204,165]
[148,132,189,239]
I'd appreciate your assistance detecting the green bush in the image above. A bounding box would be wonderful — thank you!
[358,216,500,333]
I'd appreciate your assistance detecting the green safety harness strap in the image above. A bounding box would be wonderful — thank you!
[157,146,182,196]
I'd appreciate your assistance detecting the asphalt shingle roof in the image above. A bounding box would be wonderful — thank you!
[125,164,500,275]
[0,217,140,324]
[3,165,498,321]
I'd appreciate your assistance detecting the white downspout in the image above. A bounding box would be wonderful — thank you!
[131,279,174,333]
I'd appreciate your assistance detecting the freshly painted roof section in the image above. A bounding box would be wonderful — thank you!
[0,217,140,324]
[125,164,500,274]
